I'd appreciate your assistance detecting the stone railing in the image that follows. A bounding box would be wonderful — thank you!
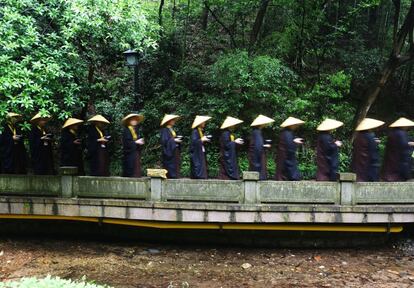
[0,168,413,205]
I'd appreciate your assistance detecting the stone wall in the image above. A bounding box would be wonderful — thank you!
[0,169,412,206]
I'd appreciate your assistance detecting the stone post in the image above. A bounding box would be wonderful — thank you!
[149,177,163,201]
[59,166,78,198]
[339,173,356,205]
[242,171,260,204]
[147,169,168,201]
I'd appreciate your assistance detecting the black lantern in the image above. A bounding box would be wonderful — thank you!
[123,49,141,109]
[123,49,139,66]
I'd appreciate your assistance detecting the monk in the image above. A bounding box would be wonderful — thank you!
[160,114,182,178]
[0,113,27,174]
[275,117,305,181]
[219,116,244,180]
[29,112,55,175]
[351,118,384,182]
[315,119,343,181]
[60,118,85,174]
[382,117,414,181]
[190,115,212,179]
[87,115,111,176]
[248,115,275,180]
[122,113,145,177]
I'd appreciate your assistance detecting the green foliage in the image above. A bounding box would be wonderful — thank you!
[0,0,157,122]
[2,0,412,178]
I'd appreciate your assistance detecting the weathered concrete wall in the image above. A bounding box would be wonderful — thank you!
[354,182,414,204]
[73,176,149,199]
[0,175,61,196]
[0,171,414,206]
[0,196,414,224]
[259,181,340,204]
[162,179,243,203]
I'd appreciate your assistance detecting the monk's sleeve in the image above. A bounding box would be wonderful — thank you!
[160,128,177,159]
[29,128,42,164]
[122,128,136,154]
[283,131,298,179]
[251,130,263,172]
[87,127,99,160]
[397,130,411,180]
[222,131,237,177]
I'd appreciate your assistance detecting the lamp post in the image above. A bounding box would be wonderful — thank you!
[123,49,141,109]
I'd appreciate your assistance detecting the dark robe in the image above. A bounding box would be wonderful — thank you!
[122,126,142,177]
[0,123,27,174]
[382,128,412,181]
[351,131,380,182]
[219,130,240,180]
[248,128,267,180]
[316,132,339,181]
[160,127,181,179]
[87,125,110,177]
[60,128,84,175]
[190,128,208,179]
[29,125,55,175]
[275,128,301,181]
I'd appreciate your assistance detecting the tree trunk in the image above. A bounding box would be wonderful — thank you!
[158,0,165,26]
[249,0,271,49]
[353,0,414,138]
[201,3,208,30]
[81,64,95,119]
[172,0,176,20]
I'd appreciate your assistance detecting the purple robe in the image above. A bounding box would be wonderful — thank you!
[351,131,380,182]
[382,128,412,181]
[316,132,339,181]
[275,128,300,181]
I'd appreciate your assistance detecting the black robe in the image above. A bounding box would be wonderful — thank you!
[316,132,339,181]
[0,124,27,174]
[190,128,208,179]
[29,125,55,175]
[122,126,142,177]
[382,128,412,181]
[87,125,110,177]
[160,127,181,179]
[248,128,267,180]
[275,128,300,181]
[351,131,380,182]
[219,130,240,180]
[60,128,84,175]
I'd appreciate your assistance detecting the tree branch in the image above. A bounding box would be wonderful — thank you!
[204,1,237,48]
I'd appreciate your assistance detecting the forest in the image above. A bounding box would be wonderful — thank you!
[1,0,414,178]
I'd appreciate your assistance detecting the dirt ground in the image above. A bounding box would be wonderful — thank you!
[1,238,414,288]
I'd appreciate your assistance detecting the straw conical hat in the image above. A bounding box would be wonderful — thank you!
[220,116,243,129]
[30,112,51,123]
[7,112,21,118]
[389,117,414,128]
[87,115,110,124]
[251,115,275,127]
[191,115,212,129]
[62,118,84,129]
[355,118,384,131]
[317,118,344,131]
[280,116,305,128]
[121,113,144,126]
[160,114,180,126]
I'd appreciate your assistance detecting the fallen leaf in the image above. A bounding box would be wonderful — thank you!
[314,255,322,262]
